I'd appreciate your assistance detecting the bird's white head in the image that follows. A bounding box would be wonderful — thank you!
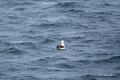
[61,40,66,46]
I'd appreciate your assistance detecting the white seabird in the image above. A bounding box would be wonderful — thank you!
[57,40,66,50]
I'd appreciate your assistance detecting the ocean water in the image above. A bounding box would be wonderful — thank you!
[0,0,120,80]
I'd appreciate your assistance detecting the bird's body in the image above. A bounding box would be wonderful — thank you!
[57,45,65,50]
[57,40,66,50]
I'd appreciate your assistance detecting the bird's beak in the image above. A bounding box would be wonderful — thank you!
[64,41,66,43]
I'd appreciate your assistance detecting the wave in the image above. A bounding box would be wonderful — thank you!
[82,39,95,43]
[108,56,120,62]
[41,38,55,44]
[11,75,40,80]
[73,44,87,47]
[29,57,52,66]
[94,11,115,17]
[30,23,57,29]
[18,42,35,46]
[73,60,90,63]
[28,58,48,67]
[81,75,96,80]
[0,73,6,76]
[56,63,76,69]
[81,74,117,80]
[74,24,88,29]
[71,36,85,40]
[115,67,120,70]
[18,41,38,50]
[95,56,120,63]
[15,7,26,11]
[68,9,84,12]
[55,2,77,8]
[73,56,120,64]
[26,66,41,71]
[1,47,24,55]
[34,57,67,62]
[5,1,35,6]
[8,66,20,72]
[28,57,69,66]
[115,73,120,76]
[100,3,113,8]
[8,15,19,19]
[3,40,38,50]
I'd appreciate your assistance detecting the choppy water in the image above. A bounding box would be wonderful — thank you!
[0,0,120,80]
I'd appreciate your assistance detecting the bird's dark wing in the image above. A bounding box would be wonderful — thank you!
[57,45,64,48]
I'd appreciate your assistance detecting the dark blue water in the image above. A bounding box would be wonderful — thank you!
[0,0,120,80]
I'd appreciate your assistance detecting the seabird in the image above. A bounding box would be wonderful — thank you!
[57,40,66,50]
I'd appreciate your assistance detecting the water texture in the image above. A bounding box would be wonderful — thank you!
[0,0,120,80]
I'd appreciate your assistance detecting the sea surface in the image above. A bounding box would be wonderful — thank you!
[0,0,120,80]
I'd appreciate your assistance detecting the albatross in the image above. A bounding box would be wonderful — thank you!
[57,40,66,50]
